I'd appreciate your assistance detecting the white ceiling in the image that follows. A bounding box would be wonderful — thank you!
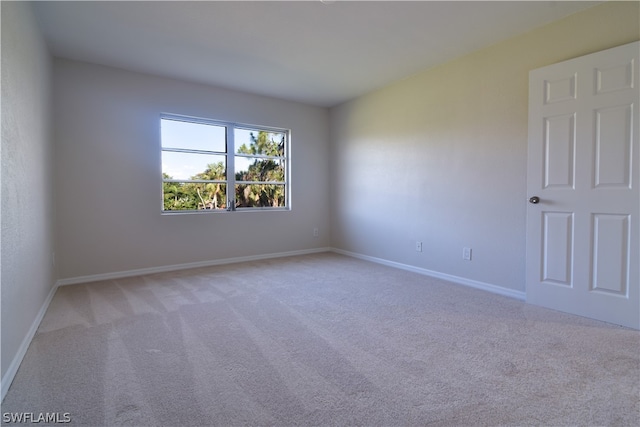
[33,0,601,107]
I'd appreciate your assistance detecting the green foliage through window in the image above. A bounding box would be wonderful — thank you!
[161,117,288,212]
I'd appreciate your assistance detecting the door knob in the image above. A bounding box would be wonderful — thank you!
[529,196,540,204]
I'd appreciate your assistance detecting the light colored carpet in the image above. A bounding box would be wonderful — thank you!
[2,252,639,426]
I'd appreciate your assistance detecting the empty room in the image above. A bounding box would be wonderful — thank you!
[1,1,639,425]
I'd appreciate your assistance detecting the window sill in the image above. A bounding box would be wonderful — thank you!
[161,207,291,215]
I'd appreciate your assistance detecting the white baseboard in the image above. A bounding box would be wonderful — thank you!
[56,247,332,287]
[331,248,526,301]
[1,283,58,402]
[56,245,525,297]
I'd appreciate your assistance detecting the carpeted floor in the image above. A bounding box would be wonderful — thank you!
[2,253,639,426]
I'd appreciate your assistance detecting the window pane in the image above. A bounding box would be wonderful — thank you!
[161,118,226,152]
[162,151,226,180]
[235,184,286,208]
[234,129,285,156]
[163,182,227,211]
[235,157,285,182]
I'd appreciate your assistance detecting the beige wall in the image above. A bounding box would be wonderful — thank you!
[53,60,330,280]
[329,1,639,292]
[1,2,54,388]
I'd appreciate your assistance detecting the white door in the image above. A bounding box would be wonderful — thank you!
[526,41,639,329]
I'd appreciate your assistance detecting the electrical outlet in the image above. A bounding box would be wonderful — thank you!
[416,241,423,252]
[313,228,319,237]
[463,247,472,261]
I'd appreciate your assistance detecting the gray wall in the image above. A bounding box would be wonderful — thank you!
[53,59,330,280]
[329,1,639,292]
[1,2,54,383]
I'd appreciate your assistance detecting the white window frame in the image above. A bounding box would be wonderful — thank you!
[161,114,290,213]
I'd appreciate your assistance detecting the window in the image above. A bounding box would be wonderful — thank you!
[161,115,289,212]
